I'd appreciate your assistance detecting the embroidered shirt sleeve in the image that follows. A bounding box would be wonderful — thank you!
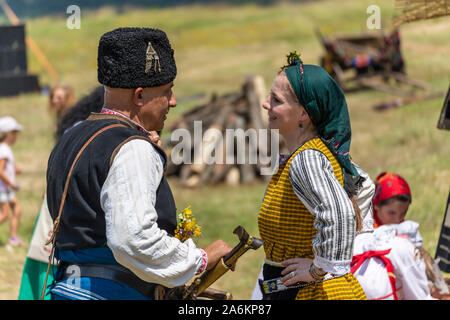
[100,139,204,288]
[351,162,375,234]
[288,149,355,275]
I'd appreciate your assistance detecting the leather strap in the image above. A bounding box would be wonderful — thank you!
[40,123,127,300]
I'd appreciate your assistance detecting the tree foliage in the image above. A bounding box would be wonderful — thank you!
[3,0,302,19]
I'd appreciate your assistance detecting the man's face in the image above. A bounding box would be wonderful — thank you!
[137,82,176,131]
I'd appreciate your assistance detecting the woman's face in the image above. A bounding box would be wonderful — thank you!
[375,199,410,225]
[51,88,68,111]
[262,72,304,137]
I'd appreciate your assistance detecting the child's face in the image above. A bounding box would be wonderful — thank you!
[6,131,19,145]
[375,199,410,225]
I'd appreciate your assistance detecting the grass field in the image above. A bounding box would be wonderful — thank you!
[0,0,449,300]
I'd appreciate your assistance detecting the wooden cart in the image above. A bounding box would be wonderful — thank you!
[317,28,442,110]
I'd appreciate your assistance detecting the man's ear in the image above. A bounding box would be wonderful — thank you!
[133,87,144,107]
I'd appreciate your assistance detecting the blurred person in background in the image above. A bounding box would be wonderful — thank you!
[48,85,76,126]
[55,86,104,139]
[0,117,24,248]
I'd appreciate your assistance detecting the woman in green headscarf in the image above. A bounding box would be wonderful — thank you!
[256,53,367,300]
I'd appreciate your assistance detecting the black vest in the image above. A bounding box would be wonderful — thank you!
[46,113,177,251]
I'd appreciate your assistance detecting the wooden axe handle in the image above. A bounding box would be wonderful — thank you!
[198,287,233,300]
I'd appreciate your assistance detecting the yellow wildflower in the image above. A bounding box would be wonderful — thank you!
[174,205,202,242]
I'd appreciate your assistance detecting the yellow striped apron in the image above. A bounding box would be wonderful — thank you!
[258,137,366,300]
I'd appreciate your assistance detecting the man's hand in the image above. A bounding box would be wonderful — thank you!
[149,131,162,147]
[203,240,235,271]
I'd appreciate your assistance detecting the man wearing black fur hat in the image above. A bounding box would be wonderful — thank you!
[44,28,232,300]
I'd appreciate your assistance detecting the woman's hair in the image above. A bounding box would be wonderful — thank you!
[277,69,304,108]
[0,132,6,143]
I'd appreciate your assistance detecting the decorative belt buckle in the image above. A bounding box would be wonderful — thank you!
[262,277,286,294]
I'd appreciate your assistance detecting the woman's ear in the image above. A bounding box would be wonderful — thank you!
[133,87,144,107]
[298,107,310,123]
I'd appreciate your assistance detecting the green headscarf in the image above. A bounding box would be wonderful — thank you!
[283,52,362,196]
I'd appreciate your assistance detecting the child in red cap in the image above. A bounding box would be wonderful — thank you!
[351,172,434,300]
[372,172,412,228]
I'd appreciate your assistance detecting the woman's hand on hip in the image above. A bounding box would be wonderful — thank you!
[280,258,315,286]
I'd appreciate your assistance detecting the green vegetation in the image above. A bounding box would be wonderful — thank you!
[0,0,449,299]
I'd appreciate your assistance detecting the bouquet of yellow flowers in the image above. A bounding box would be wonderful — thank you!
[174,205,201,242]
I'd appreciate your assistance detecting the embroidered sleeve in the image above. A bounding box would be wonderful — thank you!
[101,139,205,288]
[351,162,375,234]
[289,149,356,275]
[196,248,208,275]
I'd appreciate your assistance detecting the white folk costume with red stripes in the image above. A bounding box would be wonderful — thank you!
[351,221,433,300]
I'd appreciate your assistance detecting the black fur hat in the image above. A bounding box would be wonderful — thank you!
[97,27,177,88]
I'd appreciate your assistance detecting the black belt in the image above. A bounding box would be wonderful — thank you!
[59,262,158,299]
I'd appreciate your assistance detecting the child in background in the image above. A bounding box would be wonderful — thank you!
[0,116,24,247]
[351,172,433,300]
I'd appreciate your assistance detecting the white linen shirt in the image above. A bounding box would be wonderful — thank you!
[351,162,375,234]
[100,139,204,288]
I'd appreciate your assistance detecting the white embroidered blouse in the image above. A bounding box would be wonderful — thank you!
[288,150,375,275]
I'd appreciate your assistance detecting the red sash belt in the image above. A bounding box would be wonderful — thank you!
[351,249,398,300]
